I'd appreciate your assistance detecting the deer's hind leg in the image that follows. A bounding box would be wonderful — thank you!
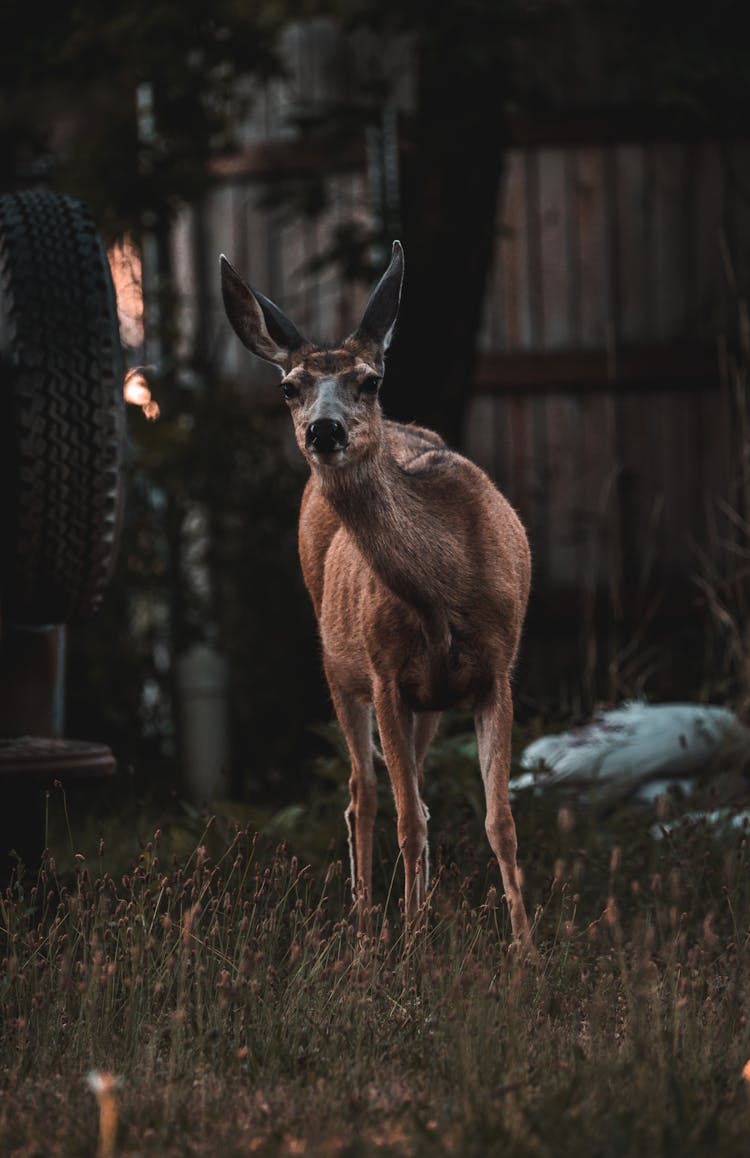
[475,678,533,951]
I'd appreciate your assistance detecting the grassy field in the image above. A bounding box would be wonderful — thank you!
[2,735,750,1156]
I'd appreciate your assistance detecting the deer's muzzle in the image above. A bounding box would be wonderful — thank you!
[306,419,348,454]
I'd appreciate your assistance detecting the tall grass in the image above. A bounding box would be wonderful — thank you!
[3,779,750,1156]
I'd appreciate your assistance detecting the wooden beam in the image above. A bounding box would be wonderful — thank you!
[475,342,720,394]
[507,109,750,148]
[210,117,750,185]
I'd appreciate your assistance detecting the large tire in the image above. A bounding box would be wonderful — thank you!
[0,190,125,624]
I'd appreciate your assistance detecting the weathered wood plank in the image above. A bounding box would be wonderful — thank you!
[538,148,569,349]
[508,393,534,542]
[479,188,506,352]
[525,149,545,350]
[652,144,688,340]
[576,147,611,348]
[613,144,647,342]
[725,142,750,298]
[475,343,719,392]
[498,150,532,351]
[543,392,585,588]
[690,142,725,337]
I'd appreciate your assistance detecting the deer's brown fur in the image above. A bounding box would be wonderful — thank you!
[220,242,533,947]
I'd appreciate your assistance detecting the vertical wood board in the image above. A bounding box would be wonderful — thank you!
[652,144,688,340]
[613,145,648,343]
[497,150,533,351]
[538,148,570,349]
[575,147,611,348]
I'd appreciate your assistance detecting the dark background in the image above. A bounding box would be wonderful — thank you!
[2,0,749,812]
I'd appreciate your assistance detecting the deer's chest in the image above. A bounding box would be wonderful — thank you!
[318,529,490,710]
[318,530,423,697]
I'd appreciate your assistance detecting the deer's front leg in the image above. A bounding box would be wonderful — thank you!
[373,681,427,925]
[413,710,440,892]
[326,679,378,919]
[476,679,534,952]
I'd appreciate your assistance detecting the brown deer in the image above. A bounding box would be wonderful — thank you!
[220,242,534,949]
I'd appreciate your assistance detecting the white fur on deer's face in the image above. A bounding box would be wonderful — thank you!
[279,345,386,469]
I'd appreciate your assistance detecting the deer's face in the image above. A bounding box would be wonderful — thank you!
[279,345,385,469]
[220,242,404,470]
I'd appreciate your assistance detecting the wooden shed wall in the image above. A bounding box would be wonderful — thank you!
[175,133,750,701]
[464,140,747,606]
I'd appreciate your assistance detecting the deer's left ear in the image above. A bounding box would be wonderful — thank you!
[220,255,307,368]
[353,241,404,351]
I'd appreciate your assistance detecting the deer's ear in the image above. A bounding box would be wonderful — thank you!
[220,255,307,368]
[353,241,404,351]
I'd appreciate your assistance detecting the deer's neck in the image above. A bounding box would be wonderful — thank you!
[317,448,452,648]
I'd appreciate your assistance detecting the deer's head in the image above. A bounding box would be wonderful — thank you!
[220,242,404,469]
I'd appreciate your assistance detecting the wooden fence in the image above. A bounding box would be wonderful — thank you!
[467,140,746,592]
[170,127,750,704]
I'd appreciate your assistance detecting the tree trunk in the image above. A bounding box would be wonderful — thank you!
[385,14,510,451]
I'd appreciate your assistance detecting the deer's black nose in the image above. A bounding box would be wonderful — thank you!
[306,419,347,453]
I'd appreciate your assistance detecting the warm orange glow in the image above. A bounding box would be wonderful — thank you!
[123,367,160,420]
[108,237,144,349]
[123,371,151,407]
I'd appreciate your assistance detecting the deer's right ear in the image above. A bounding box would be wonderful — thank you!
[220,255,307,368]
[353,240,404,351]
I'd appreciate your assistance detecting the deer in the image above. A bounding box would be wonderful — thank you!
[220,241,534,951]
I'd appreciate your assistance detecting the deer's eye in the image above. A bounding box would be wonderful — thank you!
[360,375,381,395]
[282,380,299,401]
